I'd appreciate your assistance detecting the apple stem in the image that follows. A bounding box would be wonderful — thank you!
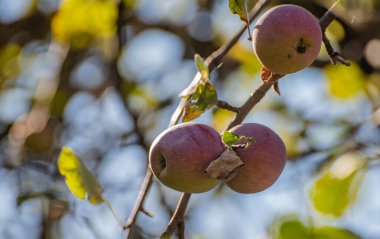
[319,0,351,66]
[322,32,351,66]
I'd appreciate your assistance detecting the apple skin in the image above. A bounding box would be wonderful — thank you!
[149,122,225,193]
[253,4,322,75]
[226,123,286,193]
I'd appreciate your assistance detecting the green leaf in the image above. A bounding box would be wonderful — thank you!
[229,0,246,21]
[310,153,366,217]
[182,81,217,122]
[0,43,21,78]
[194,54,209,81]
[212,109,235,133]
[222,132,240,148]
[272,215,311,239]
[272,214,362,239]
[311,172,355,217]
[229,43,262,76]
[325,63,365,99]
[228,0,256,21]
[179,54,210,98]
[51,0,117,48]
[315,226,361,239]
[58,148,125,226]
[58,147,104,205]
[222,131,255,149]
[278,220,310,239]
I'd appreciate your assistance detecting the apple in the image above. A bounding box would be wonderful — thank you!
[226,123,286,193]
[149,122,225,193]
[252,4,322,75]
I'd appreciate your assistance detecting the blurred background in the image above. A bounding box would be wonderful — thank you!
[0,0,379,238]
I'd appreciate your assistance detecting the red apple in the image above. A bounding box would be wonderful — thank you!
[226,123,286,193]
[253,4,322,75]
[149,122,225,193]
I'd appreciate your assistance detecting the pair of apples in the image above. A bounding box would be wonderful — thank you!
[149,4,322,193]
[149,122,286,193]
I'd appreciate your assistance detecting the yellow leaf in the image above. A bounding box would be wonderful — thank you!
[280,131,299,158]
[272,214,361,239]
[58,147,104,204]
[194,54,210,81]
[325,63,366,99]
[124,0,138,9]
[51,0,117,48]
[310,153,366,217]
[229,44,262,76]
[182,81,218,122]
[228,0,257,22]
[315,226,361,239]
[212,109,235,133]
[0,43,20,79]
[326,20,345,42]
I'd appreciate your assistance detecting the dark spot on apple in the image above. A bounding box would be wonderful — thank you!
[287,54,292,59]
[296,38,306,54]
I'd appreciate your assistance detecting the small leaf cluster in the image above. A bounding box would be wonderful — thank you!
[183,54,218,122]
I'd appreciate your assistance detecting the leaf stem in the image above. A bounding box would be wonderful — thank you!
[103,197,126,229]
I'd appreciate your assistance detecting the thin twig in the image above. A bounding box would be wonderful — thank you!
[216,100,240,112]
[319,0,340,31]
[319,0,350,66]
[205,0,272,69]
[177,220,185,239]
[125,170,153,231]
[160,193,191,239]
[227,78,280,129]
[322,32,351,66]
[157,184,175,216]
[140,207,154,218]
